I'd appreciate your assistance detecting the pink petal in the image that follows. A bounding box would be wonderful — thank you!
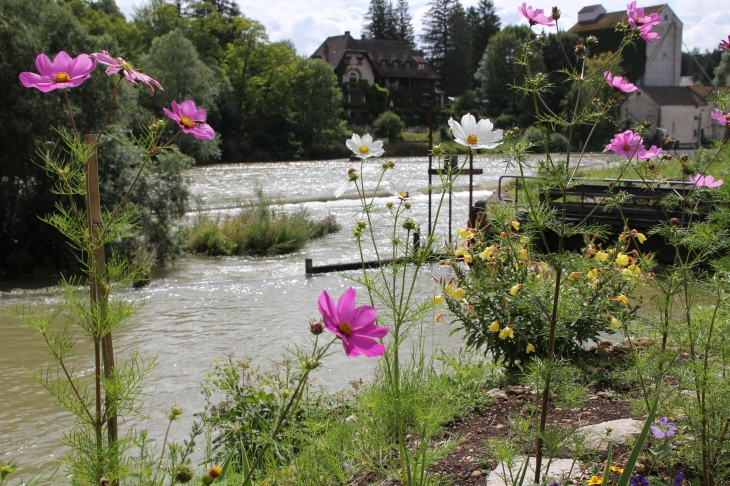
[123,69,138,85]
[67,54,94,78]
[162,106,179,123]
[192,108,207,121]
[64,75,91,88]
[106,65,122,76]
[336,287,357,323]
[349,305,377,330]
[19,72,49,88]
[317,290,338,331]
[346,335,386,357]
[92,50,117,66]
[52,51,72,72]
[191,124,215,140]
[179,100,198,117]
[34,53,54,77]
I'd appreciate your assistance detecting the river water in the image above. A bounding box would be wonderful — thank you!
[0,153,615,478]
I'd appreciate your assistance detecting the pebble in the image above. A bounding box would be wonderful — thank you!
[471,470,482,477]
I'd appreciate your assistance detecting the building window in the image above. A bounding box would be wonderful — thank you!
[380,60,387,67]
[393,60,400,67]
[357,57,363,65]
[405,61,411,68]
[418,63,426,70]
[349,73,358,83]
[344,57,350,65]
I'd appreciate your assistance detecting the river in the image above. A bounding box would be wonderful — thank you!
[0,153,616,479]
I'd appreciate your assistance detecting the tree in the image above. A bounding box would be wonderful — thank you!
[713,49,730,87]
[443,2,473,96]
[362,0,397,40]
[468,0,500,75]
[374,110,405,140]
[421,0,453,78]
[394,0,415,46]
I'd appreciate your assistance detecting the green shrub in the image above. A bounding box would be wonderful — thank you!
[493,113,518,129]
[186,185,340,256]
[373,110,405,141]
[549,132,569,152]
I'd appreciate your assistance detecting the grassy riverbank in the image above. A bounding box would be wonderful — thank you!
[185,186,341,256]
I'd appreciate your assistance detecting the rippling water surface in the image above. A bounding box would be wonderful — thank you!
[0,153,616,477]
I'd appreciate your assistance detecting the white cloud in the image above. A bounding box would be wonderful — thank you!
[113,0,728,55]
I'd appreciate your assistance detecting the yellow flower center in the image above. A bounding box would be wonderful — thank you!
[338,322,352,336]
[399,191,409,198]
[180,116,195,128]
[359,145,369,153]
[54,72,70,83]
[623,144,630,151]
[466,134,478,144]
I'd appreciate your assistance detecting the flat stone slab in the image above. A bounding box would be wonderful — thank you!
[578,418,643,452]
[486,457,581,486]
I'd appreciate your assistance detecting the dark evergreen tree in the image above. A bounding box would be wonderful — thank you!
[362,0,398,40]
[468,0,500,76]
[443,2,473,95]
[421,0,453,78]
[393,0,415,46]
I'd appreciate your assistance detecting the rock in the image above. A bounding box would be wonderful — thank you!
[576,418,643,457]
[493,391,509,400]
[471,470,482,477]
[486,388,501,396]
[599,340,613,347]
[505,385,529,395]
[345,414,357,423]
[486,457,581,486]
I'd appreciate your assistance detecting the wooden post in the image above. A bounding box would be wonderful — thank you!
[468,152,473,228]
[85,134,118,452]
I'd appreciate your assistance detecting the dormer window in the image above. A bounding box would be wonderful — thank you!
[405,61,412,68]
[418,63,426,70]
[380,60,388,67]
[344,57,350,65]
[393,60,400,67]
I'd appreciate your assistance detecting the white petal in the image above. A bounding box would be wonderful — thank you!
[346,139,360,153]
[369,147,385,157]
[335,181,349,198]
[475,118,494,138]
[362,133,373,146]
[461,113,477,136]
[350,133,362,146]
[371,140,384,149]
[449,118,467,141]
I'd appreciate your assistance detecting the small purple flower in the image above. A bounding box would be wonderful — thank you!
[630,475,649,486]
[650,416,677,439]
[674,472,685,486]
[604,71,638,93]
[517,3,556,27]
[19,51,95,92]
[90,50,162,95]
[603,130,643,158]
[163,100,215,140]
[712,108,730,129]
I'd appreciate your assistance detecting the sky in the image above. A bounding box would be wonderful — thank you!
[114,0,730,56]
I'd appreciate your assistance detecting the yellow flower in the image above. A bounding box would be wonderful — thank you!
[510,221,520,231]
[456,227,474,240]
[499,327,515,339]
[433,295,444,306]
[592,279,600,289]
[478,245,498,260]
[463,254,473,264]
[587,476,603,486]
[635,233,647,243]
[568,271,582,281]
[509,284,524,296]
[587,268,598,280]
[445,285,465,299]
[595,251,609,262]
[615,253,629,266]
[489,320,501,332]
[614,295,629,307]
[455,247,469,257]
[610,465,624,473]
[611,317,621,329]
[526,342,535,353]
[517,246,528,259]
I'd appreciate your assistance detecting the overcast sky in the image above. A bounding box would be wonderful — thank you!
[114,0,730,56]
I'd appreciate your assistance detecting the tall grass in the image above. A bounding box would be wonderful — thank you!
[186,185,340,256]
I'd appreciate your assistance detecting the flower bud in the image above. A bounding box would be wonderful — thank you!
[174,465,195,484]
[611,99,618,105]
[402,218,418,231]
[405,202,412,209]
[386,201,393,208]
[282,388,291,398]
[587,35,598,45]
[306,358,319,369]
[647,161,655,170]
[150,123,158,131]
[310,320,323,334]
[44,141,55,147]
[171,406,182,416]
[432,145,442,155]
[664,137,676,149]
[551,6,561,20]
[358,221,367,228]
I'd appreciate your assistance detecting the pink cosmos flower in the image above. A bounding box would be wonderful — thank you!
[90,50,162,95]
[517,3,555,27]
[690,173,724,188]
[318,288,388,357]
[639,145,662,160]
[163,100,215,140]
[603,130,644,158]
[711,108,730,128]
[604,71,637,93]
[628,8,661,29]
[19,51,95,92]
[639,23,661,44]
[720,36,730,50]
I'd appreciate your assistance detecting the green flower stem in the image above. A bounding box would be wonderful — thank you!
[63,89,78,139]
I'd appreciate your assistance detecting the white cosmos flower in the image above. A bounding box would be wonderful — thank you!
[346,133,385,158]
[387,181,421,200]
[448,113,503,149]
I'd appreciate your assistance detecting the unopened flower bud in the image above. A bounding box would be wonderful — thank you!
[405,202,412,209]
[680,154,689,163]
[150,123,158,131]
[306,358,319,369]
[611,99,618,105]
[282,388,291,398]
[174,465,195,483]
[551,6,561,20]
[386,201,393,208]
[44,141,55,147]
[432,145,442,155]
[664,137,676,149]
[202,466,222,484]
[348,167,356,175]
[586,35,598,45]
[358,221,367,228]
[670,217,679,224]
[647,161,655,170]
[402,218,417,231]
[530,32,537,40]
[171,406,182,416]
[310,320,323,334]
